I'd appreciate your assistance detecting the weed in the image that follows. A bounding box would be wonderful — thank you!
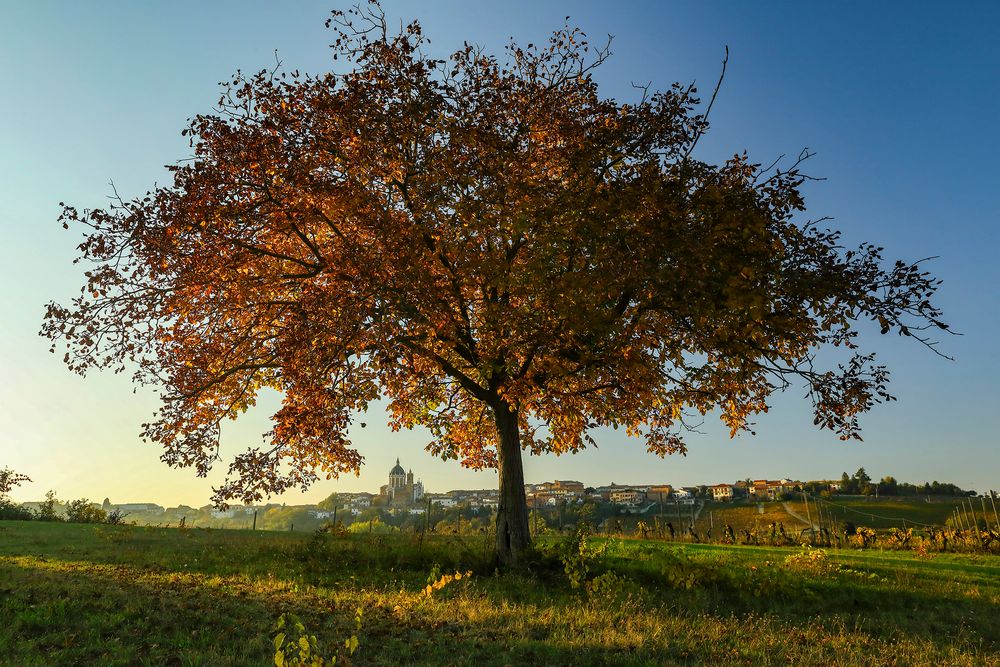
[422,569,472,599]
[273,609,361,666]
[784,546,834,575]
[554,523,611,589]
[584,571,644,607]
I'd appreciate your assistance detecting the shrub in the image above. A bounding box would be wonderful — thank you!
[0,500,33,521]
[851,527,877,548]
[105,508,129,525]
[553,510,611,589]
[65,498,108,524]
[784,546,834,575]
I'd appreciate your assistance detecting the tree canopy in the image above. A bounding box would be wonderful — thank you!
[42,3,947,564]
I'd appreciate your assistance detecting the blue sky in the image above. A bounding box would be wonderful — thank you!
[2,2,997,506]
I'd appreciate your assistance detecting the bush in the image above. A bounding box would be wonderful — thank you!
[553,508,610,589]
[784,546,834,575]
[105,508,129,525]
[0,500,33,521]
[65,498,107,524]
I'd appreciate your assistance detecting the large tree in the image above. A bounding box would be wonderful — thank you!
[43,4,946,565]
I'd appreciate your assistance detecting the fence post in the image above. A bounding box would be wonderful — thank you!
[802,491,813,543]
[990,491,1000,532]
[252,510,257,531]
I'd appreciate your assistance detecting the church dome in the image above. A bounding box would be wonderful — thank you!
[390,458,405,476]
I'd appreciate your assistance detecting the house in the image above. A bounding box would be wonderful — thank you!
[647,485,673,500]
[766,480,792,499]
[427,495,456,508]
[609,489,646,505]
[115,503,164,513]
[711,484,734,501]
[350,496,372,509]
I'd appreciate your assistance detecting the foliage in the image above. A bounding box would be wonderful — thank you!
[836,470,969,497]
[273,610,361,667]
[421,568,472,599]
[0,468,33,520]
[43,1,947,566]
[851,527,877,548]
[583,571,643,606]
[35,490,62,522]
[105,508,130,525]
[318,521,350,538]
[784,546,834,575]
[0,467,31,500]
[65,498,108,524]
[0,502,33,521]
[346,518,397,534]
[553,515,611,589]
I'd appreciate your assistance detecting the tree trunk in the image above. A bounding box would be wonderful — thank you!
[493,401,531,566]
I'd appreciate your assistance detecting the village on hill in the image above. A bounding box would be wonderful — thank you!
[16,461,975,534]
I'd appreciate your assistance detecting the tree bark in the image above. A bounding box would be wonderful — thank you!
[493,401,531,566]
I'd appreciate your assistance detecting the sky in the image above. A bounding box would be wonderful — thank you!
[2,2,998,507]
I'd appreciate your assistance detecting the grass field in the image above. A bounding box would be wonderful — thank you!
[694,501,808,537]
[2,520,999,665]
[797,497,995,530]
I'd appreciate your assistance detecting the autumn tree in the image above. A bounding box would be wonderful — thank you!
[0,467,31,502]
[42,4,947,565]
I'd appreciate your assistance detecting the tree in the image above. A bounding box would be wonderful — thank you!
[0,467,33,521]
[839,472,853,495]
[0,467,31,501]
[42,4,947,565]
[878,475,898,496]
[317,492,340,511]
[65,498,107,524]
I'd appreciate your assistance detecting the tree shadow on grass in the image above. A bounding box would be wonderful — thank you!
[3,553,999,667]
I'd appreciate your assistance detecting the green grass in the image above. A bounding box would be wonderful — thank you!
[798,497,994,529]
[2,520,999,665]
[694,501,807,536]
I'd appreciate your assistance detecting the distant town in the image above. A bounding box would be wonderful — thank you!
[13,461,978,534]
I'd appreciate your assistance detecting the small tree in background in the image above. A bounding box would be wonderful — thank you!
[36,491,62,522]
[0,467,33,520]
[65,498,108,524]
[43,3,947,565]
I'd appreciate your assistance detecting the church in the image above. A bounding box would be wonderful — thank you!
[379,458,424,507]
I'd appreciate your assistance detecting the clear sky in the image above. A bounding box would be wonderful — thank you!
[2,2,998,506]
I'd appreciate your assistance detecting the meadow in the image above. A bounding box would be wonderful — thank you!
[2,519,999,666]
